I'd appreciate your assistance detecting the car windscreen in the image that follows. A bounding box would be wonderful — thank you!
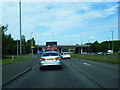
[42,53,59,56]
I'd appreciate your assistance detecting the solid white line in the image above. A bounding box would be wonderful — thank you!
[2,67,32,87]
[83,62,93,66]
[32,64,39,69]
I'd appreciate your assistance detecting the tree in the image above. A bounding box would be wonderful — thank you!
[91,41,101,52]
[1,25,37,57]
[1,25,17,57]
[85,40,120,53]
[25,40,31,54]
[21,35,26,54]
[1,25,8,57]
[1,25,8,35]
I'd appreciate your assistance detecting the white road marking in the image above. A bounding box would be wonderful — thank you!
[83,62,93,66]
[32,64,39,69]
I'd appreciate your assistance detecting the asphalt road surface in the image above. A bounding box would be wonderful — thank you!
[3,58,119,88]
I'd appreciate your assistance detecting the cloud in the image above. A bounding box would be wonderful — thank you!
[90,36,96,39]
[1,0,119,2]
[2,2,118,44]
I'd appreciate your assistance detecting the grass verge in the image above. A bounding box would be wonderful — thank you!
[0,55,32,65]
[71,54,120,64]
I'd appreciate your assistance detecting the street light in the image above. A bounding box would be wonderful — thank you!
[19,0,22,60]
[81,33,83,53]
[52,32,54,41]
[81,33,82,45]
[30,32,33,57]
[111,31,114,52]
[87,40,90,53]
[37,39,39,54]
[17,40,19,57]
[107,37,110,50]
[69,35,72,53]
[89,37,95,53]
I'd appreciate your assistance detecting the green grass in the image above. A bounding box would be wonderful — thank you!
[71,54,120,64]
[110,52,120,55]
[0,55,32,65]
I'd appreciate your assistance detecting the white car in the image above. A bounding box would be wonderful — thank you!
[61,52,71,59]
[39,51,62,70]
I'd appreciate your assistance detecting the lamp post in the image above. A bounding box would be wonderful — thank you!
[30,32,33,57]
[69,35,72,53]
[38,40,39,54]
[52,32,54,41]
[88,40,90,53]
[81,33,83,53]
[17,40,19,57]
[81,33,82,45]
[19,0,22,60]
[108,37,110,50]
[111,31,114,52]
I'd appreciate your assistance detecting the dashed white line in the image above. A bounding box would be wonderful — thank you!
[83,62,93,66]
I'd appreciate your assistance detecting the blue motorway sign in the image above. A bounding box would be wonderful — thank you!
[38,51,42,54]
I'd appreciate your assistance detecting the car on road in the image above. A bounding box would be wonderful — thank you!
[39,51,62,70]
[60,52,71,59]
[95,52,104,55]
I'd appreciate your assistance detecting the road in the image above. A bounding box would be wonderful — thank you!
[3,58,119,88]
[2,55,39,84]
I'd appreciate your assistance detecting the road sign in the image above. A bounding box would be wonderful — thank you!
[38,51,42,54]
[31,46,35,48]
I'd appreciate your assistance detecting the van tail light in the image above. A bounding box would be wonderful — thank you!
[55,57,61,60]
[40,58,46,61]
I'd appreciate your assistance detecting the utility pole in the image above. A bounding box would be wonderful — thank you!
[19,0,22,60]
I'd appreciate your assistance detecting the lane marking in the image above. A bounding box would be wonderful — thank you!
[32,64,39,69]
[83,62,93,66]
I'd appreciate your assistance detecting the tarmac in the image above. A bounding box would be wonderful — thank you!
[2,55,40,86]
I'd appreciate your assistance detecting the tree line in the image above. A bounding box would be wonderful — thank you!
[1,25,120,57]
[85,40,120,53]
[1,25,36,58]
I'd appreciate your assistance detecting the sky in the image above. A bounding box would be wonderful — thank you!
[1,0,119,45]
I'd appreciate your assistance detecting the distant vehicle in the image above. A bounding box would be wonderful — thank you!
[81,52,87,54]
[61,52,71,59]
[39,51,62,70]
[107,50,113,54]
[45,41,57,51]
[95,52,104,55]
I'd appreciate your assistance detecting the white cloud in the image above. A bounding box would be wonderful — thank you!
[0,3,2,24]
[1,0,119,2]
[2,2,118,44]
[90,36,96,39]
